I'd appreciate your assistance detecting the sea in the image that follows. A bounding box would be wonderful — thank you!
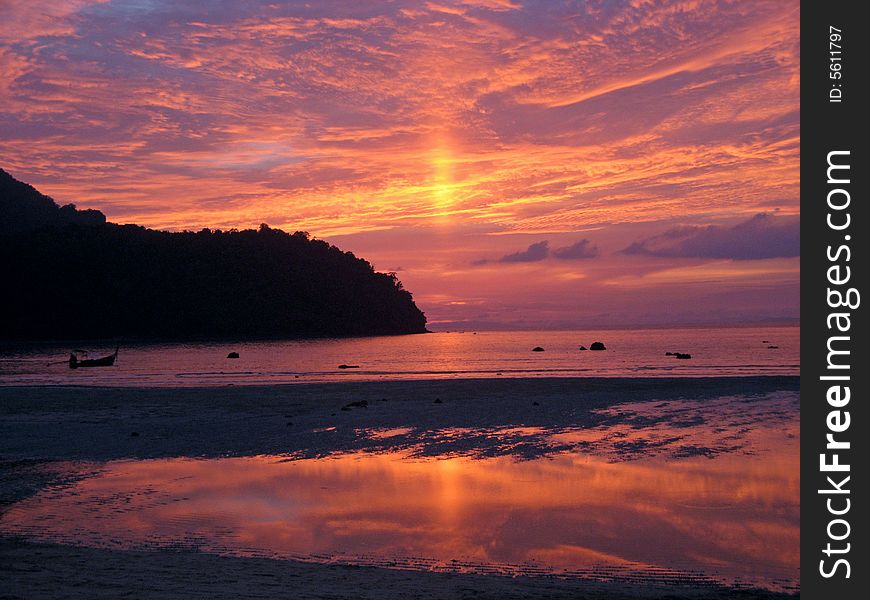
[0,325,798,387]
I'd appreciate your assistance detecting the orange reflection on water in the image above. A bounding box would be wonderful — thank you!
[2,437,798,591]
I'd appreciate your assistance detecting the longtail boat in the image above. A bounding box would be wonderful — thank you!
[69,348,118,369]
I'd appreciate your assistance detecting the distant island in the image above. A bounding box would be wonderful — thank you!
[0,169,427,340]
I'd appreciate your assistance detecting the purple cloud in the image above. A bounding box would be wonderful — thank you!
[499,240,549,262]
[623,213,799,260]
[553,239,598,260]
[474,238,600,265]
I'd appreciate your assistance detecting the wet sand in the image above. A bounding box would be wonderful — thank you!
[0,537,792,600]
[0,377,799,599]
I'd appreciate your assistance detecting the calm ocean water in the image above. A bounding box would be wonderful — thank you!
[0,326,798,387]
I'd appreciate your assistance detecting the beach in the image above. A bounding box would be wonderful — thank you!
[0,377,798,599]
[0,0,805,593]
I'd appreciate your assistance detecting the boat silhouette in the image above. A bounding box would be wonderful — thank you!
[69,348,118,369]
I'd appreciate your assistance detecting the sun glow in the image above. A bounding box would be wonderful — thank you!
[430,140,457,216]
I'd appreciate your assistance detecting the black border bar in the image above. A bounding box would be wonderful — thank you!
[801,2,867,597]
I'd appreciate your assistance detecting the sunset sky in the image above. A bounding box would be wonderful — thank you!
[0,0,799,329]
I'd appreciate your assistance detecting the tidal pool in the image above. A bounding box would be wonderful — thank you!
[1,433,798,592]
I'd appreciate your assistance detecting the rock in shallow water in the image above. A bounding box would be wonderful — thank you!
[342,400,368,410]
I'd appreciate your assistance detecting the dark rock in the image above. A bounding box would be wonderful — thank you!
[675,353,692,359]
[532,401,539,406]
[338,364,360,369]
[434,398,442,404]
[227,352,240,359]
[342,399,368,409]
[762,340,769,343]
[578,346,587,350]
[768,345,779,349]
[130,431,139,437]
[286,421,293,426]
[590,342,606,351]
[532,346,545,352]
[665,352,674,356]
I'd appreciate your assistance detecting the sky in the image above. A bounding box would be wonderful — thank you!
[0,0,800,329]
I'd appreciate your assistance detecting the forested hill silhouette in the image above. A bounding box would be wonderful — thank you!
[1,169,428,340]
